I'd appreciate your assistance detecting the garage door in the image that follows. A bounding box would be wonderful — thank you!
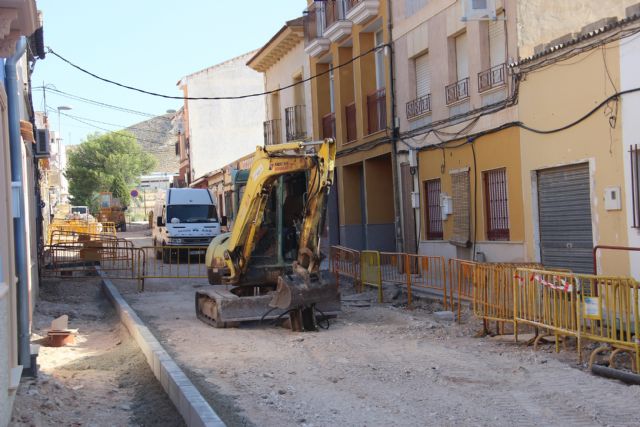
[537,163,593,273]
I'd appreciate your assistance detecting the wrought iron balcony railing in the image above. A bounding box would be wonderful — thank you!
[406,94,431,120]
[303,2,325,46]
[445,77,469,105]
[478,63,507,93]
[285,105,307,141]
[263,119,281,146]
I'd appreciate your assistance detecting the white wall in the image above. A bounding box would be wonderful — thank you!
[182,51,265,180]
[621,35,640,280]
[264,41,313,142]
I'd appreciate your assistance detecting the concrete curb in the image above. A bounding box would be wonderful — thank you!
[97,268,225,427]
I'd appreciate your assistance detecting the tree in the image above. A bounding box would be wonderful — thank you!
[109,175,130,207]
[66,132,155,211]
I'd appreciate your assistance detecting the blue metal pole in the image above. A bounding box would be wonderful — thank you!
[6,36,30,370]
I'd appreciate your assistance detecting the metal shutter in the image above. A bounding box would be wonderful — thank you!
[455,32,468,80]
[489,12,506,66]
[537,163,593,273]
[415,53,431,97]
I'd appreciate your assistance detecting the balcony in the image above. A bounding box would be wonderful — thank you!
[345,0,380,26]
[263,119,281,146]
[367,88,386,135]
[285,105,307,141]
[445,78,469,105]
[345,102,357,143]
[304,3,330,57]
[406,94,431,120]
[478,63,507,93]
[323,0,353,43]
[322,112,336,140]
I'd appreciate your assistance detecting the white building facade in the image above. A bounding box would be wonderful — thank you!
[178,52,265,183]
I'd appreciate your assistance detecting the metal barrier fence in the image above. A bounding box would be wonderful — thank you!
[330,245,361,290]
[449,258,477,317]
[47,220,116,244]
[407,254,447,308]
[41,240,142,289]
[49,230,130,246]
[361,251,382,302]
[137,246,209,282]
[473,264,520,334]
[579,275,640,372]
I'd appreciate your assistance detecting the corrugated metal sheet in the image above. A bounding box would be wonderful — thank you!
[537,163,593,273]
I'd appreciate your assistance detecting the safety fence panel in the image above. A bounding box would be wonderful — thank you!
[514,268,581,358]
[379,252,414,306]
[448,259,477,312]
[330,246,361,290]
[473,263,520,331]
[137,246,209,281]
[49,230,131,247]
[407,254,447,308]
[361,251,382,302]
[41,241,141,288]
[578,276,640,372]
[47,220,116,244]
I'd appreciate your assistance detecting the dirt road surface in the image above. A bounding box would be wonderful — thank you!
[10,277,185,427]
[109,229,640,427]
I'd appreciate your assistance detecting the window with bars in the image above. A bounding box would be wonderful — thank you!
[631,145,640,228]
[424,179,443,240]
[483,168,510,240]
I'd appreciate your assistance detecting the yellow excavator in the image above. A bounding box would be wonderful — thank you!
[196,139,340,331]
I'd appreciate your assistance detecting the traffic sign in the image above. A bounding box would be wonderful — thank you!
[130,189,139,198]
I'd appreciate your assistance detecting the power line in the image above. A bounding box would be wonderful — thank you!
[58,110,172,145]
[45,44,389,101]
[413,87,640,152]
[45,107,171,136]
[33,86,171,120]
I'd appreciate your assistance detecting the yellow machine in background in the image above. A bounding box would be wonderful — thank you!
[196,139,338,331]
[97,192,127,231]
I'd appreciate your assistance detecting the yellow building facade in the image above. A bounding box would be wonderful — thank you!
[304,0,398,251]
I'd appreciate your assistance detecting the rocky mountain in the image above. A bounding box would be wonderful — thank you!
[124,113,179,174]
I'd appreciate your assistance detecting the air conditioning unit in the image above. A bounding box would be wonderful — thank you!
[461,0,497,21]
[34,128,50,158]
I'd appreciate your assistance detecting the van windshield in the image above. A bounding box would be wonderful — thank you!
[167,205,217,223]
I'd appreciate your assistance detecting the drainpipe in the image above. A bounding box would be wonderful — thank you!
[387,0,404,253]
[6,36,31,370]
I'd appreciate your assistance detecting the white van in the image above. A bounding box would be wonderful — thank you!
[152,189,221,256]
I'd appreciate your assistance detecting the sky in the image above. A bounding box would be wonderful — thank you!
[33,0,305,146]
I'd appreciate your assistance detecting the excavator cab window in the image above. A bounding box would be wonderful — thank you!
[282,173,307,261]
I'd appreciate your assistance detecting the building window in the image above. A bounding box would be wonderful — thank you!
[483,168,510,240]
[374,30,385,90]
[631,145,640,228]
[479,11,507,92]
[407,52,432,120]
[424,179,443,240]
[450,170,470,246]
